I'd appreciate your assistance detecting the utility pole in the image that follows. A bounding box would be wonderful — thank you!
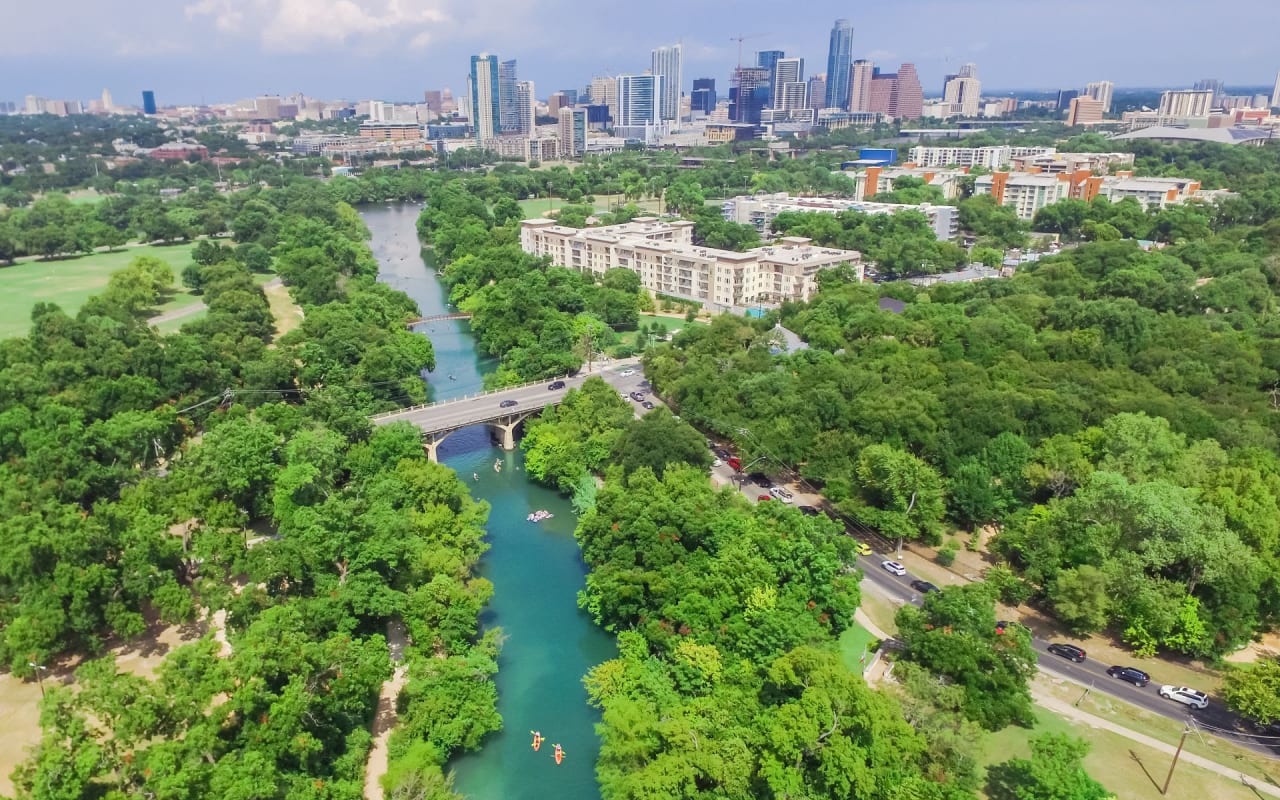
[1161,722,1191,795]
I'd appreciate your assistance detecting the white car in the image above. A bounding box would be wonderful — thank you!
[711,458,724,468]
[769,487,794,503]
[881,560,907,576]
[1158,685,1208,710]
[619,369,636,377]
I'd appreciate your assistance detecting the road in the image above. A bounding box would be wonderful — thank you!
[147,276,284,327]
[371,358,650,432]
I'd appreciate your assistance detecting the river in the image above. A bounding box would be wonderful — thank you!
[364,203,614,800]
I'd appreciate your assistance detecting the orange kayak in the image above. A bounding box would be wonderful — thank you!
[554,744,564,765]
[531,731,544,751]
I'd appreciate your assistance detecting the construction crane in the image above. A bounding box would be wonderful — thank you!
[729,33,770,72]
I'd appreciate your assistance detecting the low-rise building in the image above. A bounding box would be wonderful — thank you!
[975,169,1233,219]
[907,145,1054,169]
[141,142,208,161]
[520,217,860,309]
[839,165,969,201]
[358,121,423,140]
[723,193,959,241]
[1008,151,1135,175]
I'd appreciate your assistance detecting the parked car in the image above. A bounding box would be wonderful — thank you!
[748,473,773,488]
[1158,685,1208,709]
[711,458,724,468]
[642,400,655,409]
[769,487,793,503]
[797,505,820,516]
[547,380,565,390]
[881,560,907,576]
[855,542,873,556]
[1046,643,1087,663]
[629,391,645,401]
[727,457,742,471]
[757,494,773,502]
[619,369,636,377]
[714,448,732,460]
[499,399,519,408]
[910,579,940,594]
[1107,666,1151,688]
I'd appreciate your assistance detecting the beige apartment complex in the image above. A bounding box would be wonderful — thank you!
[520,217,861,308]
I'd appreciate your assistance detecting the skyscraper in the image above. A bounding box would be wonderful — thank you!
[590,76,619,125]
[617,74,663,127]
[756,50,784,104]
[1085,80,1114,113]
[142,90,156,115]
[729,67,770,124]
[469,54,500,143]
[1056,89,1079,111]
[943,65,981,118]
[1193,78,1225,104]
[101,88,113,112]
[558,107,587,158]
[691,78,716,115]
[773,58,804,102]
[890,64,923,120]
[849,60,874,112]
[824,19,854,110]
[807,75,827,111]
[650,44,683,122]
[498,59,520,133]
[515,80,535,135]
[1272,71,1280,109]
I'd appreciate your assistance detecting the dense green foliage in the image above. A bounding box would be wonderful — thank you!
[984,733,1111,800]
[578,467,974,799]
[522,378,636,493]
[1222,656,1280,726]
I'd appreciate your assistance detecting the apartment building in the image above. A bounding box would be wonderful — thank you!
[357,121,423,140]
[841,165,968,201]
[975,170,1230,219]
[723,193,960,241]
[907,145,1055,169]
[520,217,861,308]
[973,173,1074,220]
[1008,151,1135,174]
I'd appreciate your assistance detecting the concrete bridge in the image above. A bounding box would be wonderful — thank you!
[406,312,472,327]
[370,358,647,461]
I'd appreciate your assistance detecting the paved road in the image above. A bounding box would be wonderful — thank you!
[372,358,650,432]
[147,276,283,327]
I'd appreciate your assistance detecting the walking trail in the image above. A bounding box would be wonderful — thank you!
[364,621,410,800]
[1031,686,1280,799]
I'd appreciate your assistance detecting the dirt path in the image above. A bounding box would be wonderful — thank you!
[1031,686,1280,798]
[146,276,284,328]
[364,621,410,800]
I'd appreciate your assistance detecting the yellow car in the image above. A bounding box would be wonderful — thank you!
[855,542,872,556]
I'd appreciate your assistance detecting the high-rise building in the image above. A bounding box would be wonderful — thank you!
[729,67,770,124]
[1270,71,1280,109]
[590,76,619,125]
[868,71,895,115]
[849,60,874,112]
[498,59,520,133]
[469,54,500,143]
[651,44,683,122]
[756,50,784,104]
[617,74,663,126]
[1158,89,1213,117]
[1193,78,1225,104]
[142,90,157,115]
[515,80,535,135]
[824,19,854,110]
[560,89,579,105]
[808,75,827,111]
[101,88,113,112]
[255,96,282,119]
[691,78,716,115]
[943,65,981,118]
[1056,89,1078,111]
[891,64,923,120]
[558,106,587,158]
[423,90,442,114]
[1067,96,1105,126]
[772,57,804,108]
[1085,80,1113,113]
[776,82,809,112]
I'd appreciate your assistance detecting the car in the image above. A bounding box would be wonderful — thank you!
[1106,666,1151,688]
[711,458,724,468]
[630,391,645,401]
[910,579,940,594]
[642,400,655,409]
[714,448,732,460]
[1046,643,1087,663]
[619,369,636,377]
[757,494,773,502]
[797,505,820,517]
[855,542,873,556]
[547,380,565,390]
[881,560,907,576]
[499,399,519,408]
[1158,685,1208,710]
[748,473,774,488]
[769,487,793,503]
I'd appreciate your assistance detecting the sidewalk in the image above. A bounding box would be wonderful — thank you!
[1031,686,1280,799]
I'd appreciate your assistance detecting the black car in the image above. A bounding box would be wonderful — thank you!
[714,448,732,460]
[748,473,773,488]
[547,380,565,390]
[642,401,655,409]
[499,399,519,408]
[1106,666,1151,687]
[797,505,820,517]
[629,391,645,401]
[910,579,940,594]
[1046,643,1087,663]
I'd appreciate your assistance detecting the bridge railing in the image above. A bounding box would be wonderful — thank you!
[370,373,576,421]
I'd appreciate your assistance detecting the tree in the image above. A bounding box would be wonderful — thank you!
[849,443,946,546]
[1049,565,1110,633]
[986,733,1111,800]
[611,408,712,479]
[1223,657,1280,727]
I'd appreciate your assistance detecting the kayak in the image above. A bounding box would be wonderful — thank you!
[531,730,544,752]
[553,744,564,765]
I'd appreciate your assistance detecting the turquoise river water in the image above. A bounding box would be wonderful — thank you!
[364,203,613,800]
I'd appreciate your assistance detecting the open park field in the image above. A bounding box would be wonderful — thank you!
[0,244,197,338]
[518,193,664,219]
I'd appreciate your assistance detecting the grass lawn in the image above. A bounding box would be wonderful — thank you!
[518,193,663,219]
[620,314,706,348]
[837,622,879,672]
[0,244,196,338]
[977,703,1277,800]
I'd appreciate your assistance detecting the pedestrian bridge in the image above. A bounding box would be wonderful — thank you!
[405,312,472,327]
[370,359,643,461]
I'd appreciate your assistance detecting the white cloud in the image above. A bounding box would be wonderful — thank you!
[184,0,454,53]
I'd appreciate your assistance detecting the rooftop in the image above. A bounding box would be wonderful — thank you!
[1111,126,1276,145]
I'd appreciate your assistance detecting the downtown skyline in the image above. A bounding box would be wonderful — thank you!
[3,0,1279,104]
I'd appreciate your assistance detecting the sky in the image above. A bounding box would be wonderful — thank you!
[2,0,1277,105]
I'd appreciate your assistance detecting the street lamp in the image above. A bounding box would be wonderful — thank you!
[27,662,47,698]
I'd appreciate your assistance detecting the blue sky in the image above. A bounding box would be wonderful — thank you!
[2,0,1276,105]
